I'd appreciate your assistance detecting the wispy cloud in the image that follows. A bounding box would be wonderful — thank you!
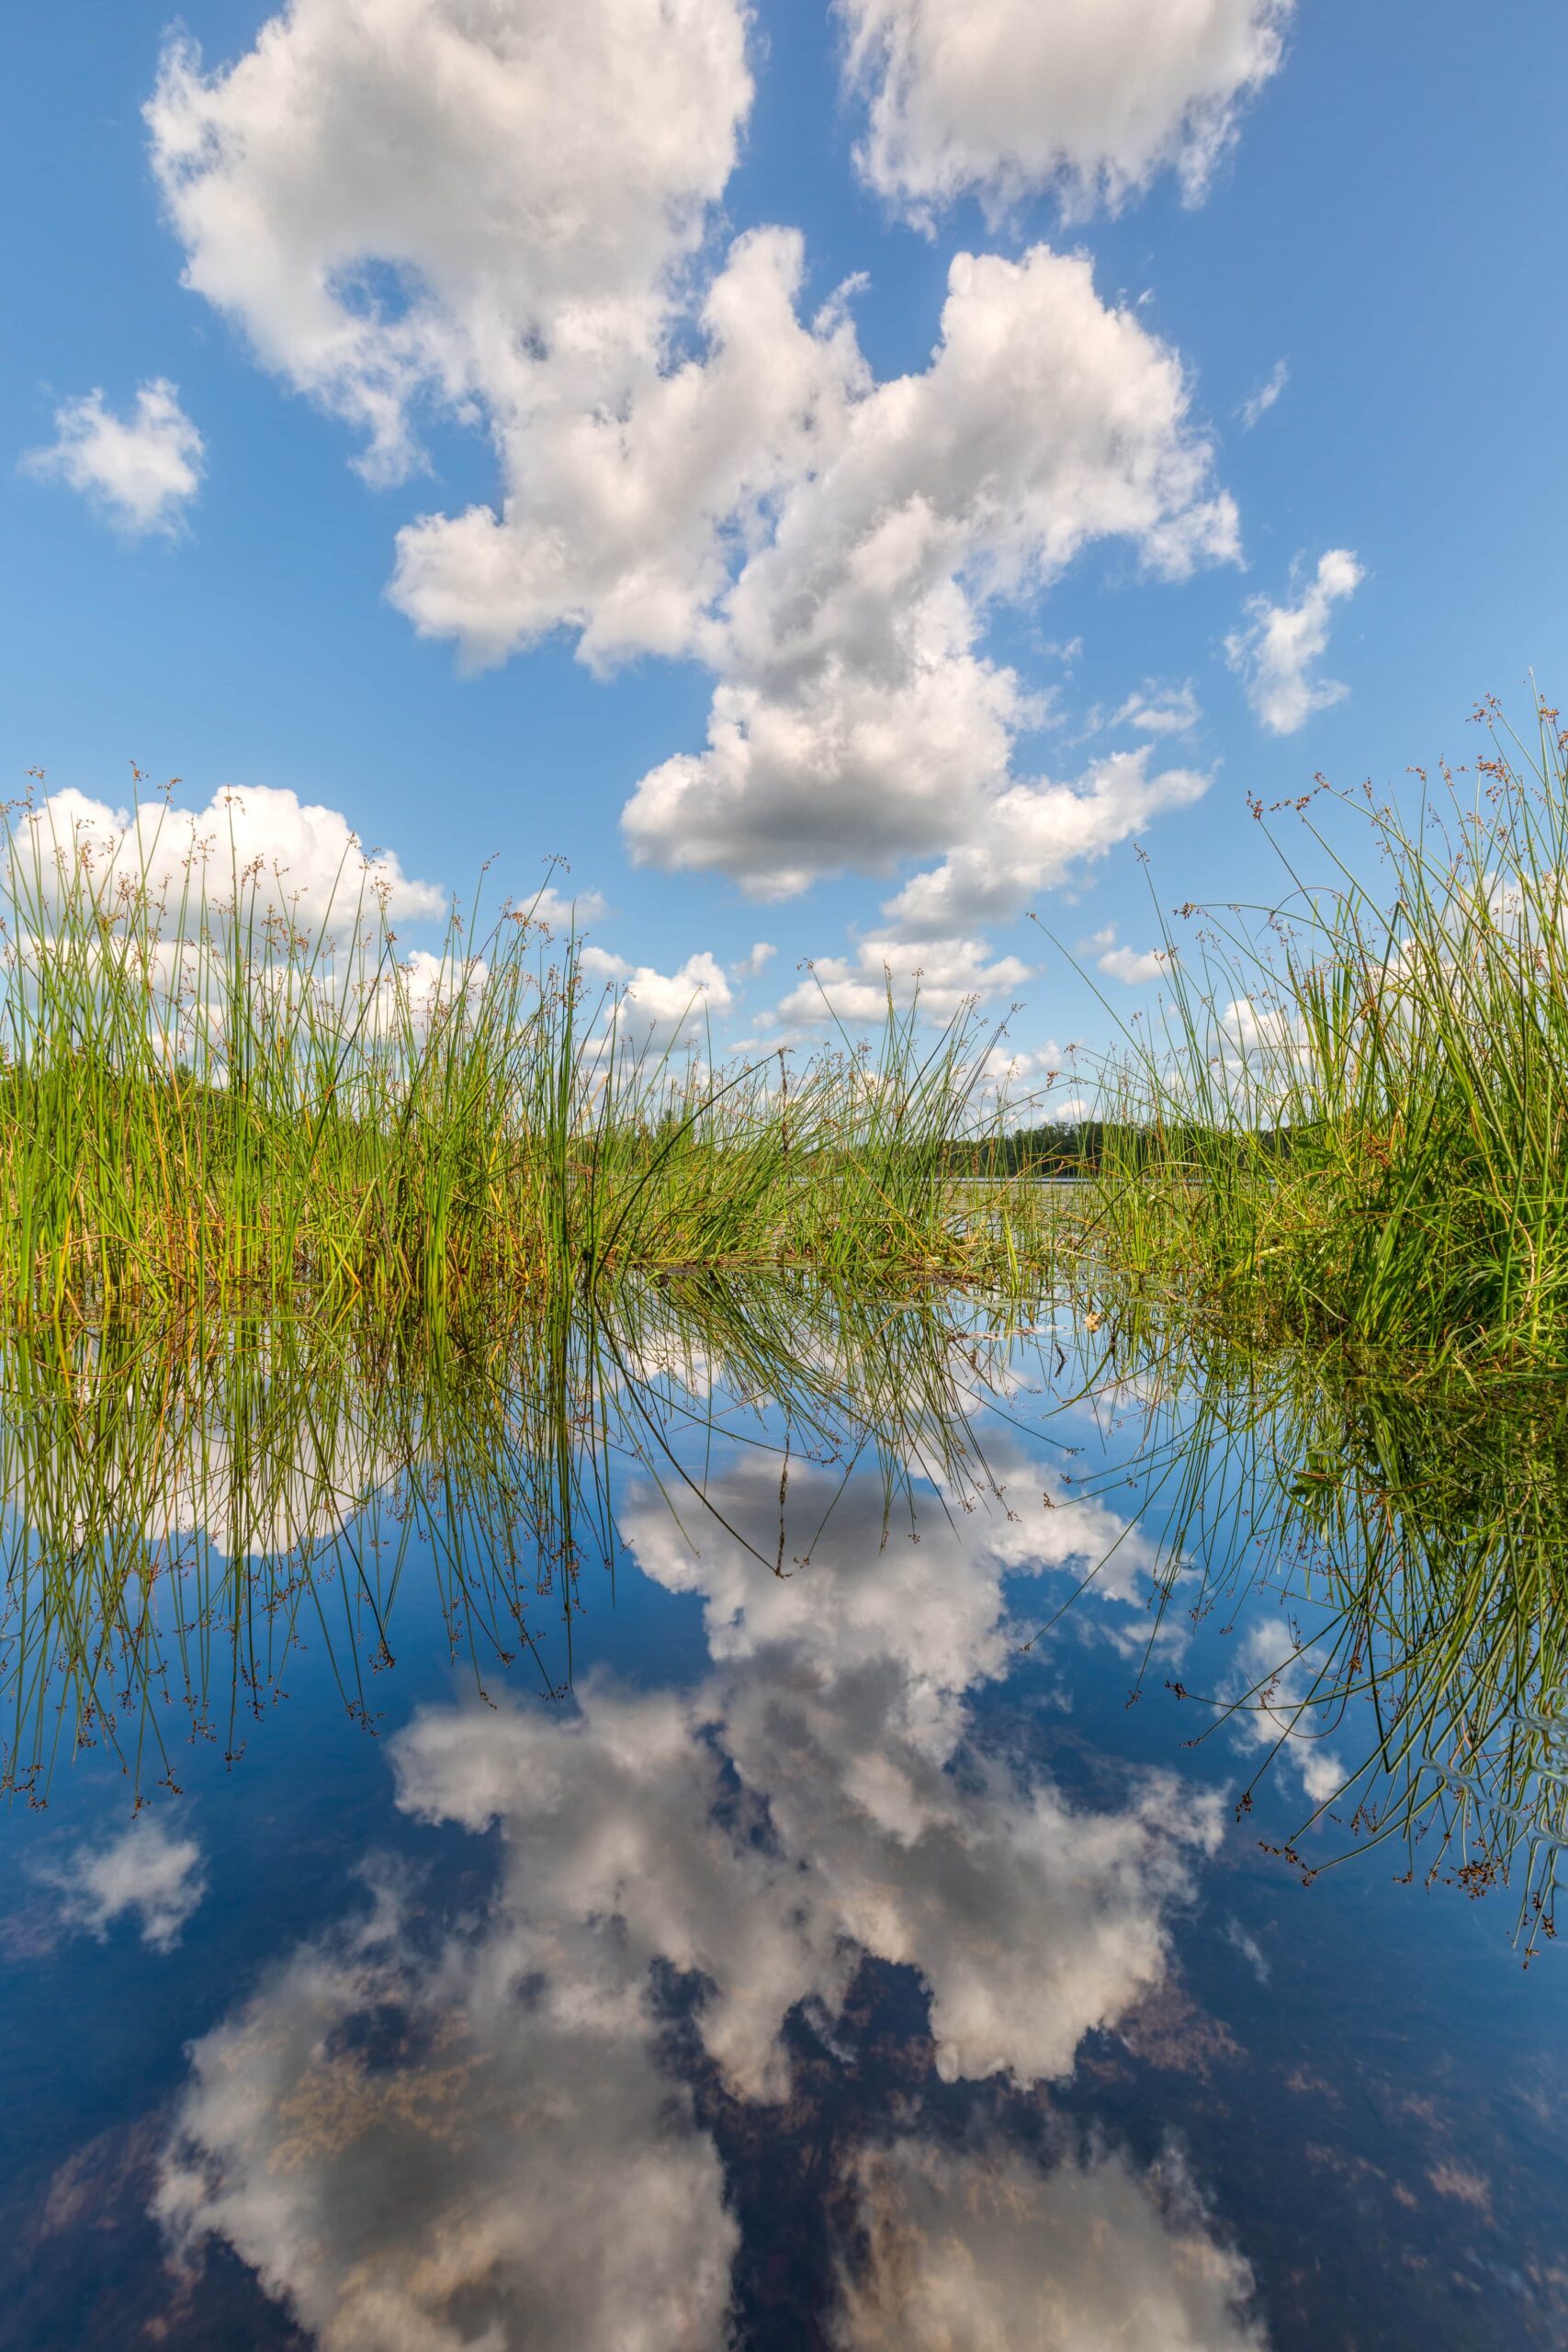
[1237,357,1288,429]
[1109,680,1201,737]
[1225,547,1362,734]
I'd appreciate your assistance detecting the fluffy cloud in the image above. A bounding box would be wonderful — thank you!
[968,1041,1077,1116]
[149,8,1241,911]
[1225,547,1363,734]
[148,4,863,671]
[52,1389,398,1559]
[578,945,735,1054]
[777,933,1033,1026]
[624,582,1029,899]
[4,783,458,1082]
[148,0,751,484]
[9,781,443,936]
[880,745,1209,938]
[1089,924,1169,987]
[604,1454,1219,2093]
[624,245,1237,896]
[391,227,867,672]
[838,0,1293,220]
[614,948,734,1052]
[831,2135,1265,2350]
[1227,1623,1344,1808]
[21,379,204,536]
[39,1818,206,1953]
[398,1453,1208,2110]
[525,877,608,934]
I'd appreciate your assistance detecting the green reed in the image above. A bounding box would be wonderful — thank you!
[0,786,1053,1323]
[1066,694,1568,1374]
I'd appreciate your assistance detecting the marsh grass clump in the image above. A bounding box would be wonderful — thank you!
[0,785,1053,1323]
[1077,695,1568,1374]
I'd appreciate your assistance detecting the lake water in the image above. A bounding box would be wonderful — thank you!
[2,1302,1564,2347]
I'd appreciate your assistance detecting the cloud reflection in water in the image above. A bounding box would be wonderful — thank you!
[155,1450,1250,2346]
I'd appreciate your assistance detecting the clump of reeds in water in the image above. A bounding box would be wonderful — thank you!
[0,783,1055,1323]
[1077,694,1568,1374]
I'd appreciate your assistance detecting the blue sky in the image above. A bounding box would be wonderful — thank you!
[4,0,1565,1081]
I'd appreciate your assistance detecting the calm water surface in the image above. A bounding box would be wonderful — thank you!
[1,1308,1564,2348]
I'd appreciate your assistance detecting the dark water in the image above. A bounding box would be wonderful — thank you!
[2,1308,1565,2349]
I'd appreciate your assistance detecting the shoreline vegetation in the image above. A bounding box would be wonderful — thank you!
[6,695,1568,1385]
[1072,695,1568,1380]
[0,785,1056,1321]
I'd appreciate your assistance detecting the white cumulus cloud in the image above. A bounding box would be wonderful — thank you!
[838,0,1293,220]
[147,2,864,673]
[9,781,444,936]
[154,1448,1221,2349]
[1225,548,1363,734]
[623,245,1237,899]
[597,1453,1219,2095]
[1227,1623,1345,1807]
[881,746,1209,939]
[156,1865,738,2352]
[146,15,1239,913]
[613,948,734,1054]
[22,379,204,536]
[392,226,867,673]
[778,933,1033,1026]
[147,0,752,489]
[1089,924,1170,987]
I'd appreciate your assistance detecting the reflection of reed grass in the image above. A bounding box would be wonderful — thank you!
[0,1278,1016,1804]
[1068,696,1568,1375]
[0,791,1054,1322]
[1074,1313,1568,1955]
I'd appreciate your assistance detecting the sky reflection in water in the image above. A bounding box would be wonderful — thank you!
[2,1302,1566,2349]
